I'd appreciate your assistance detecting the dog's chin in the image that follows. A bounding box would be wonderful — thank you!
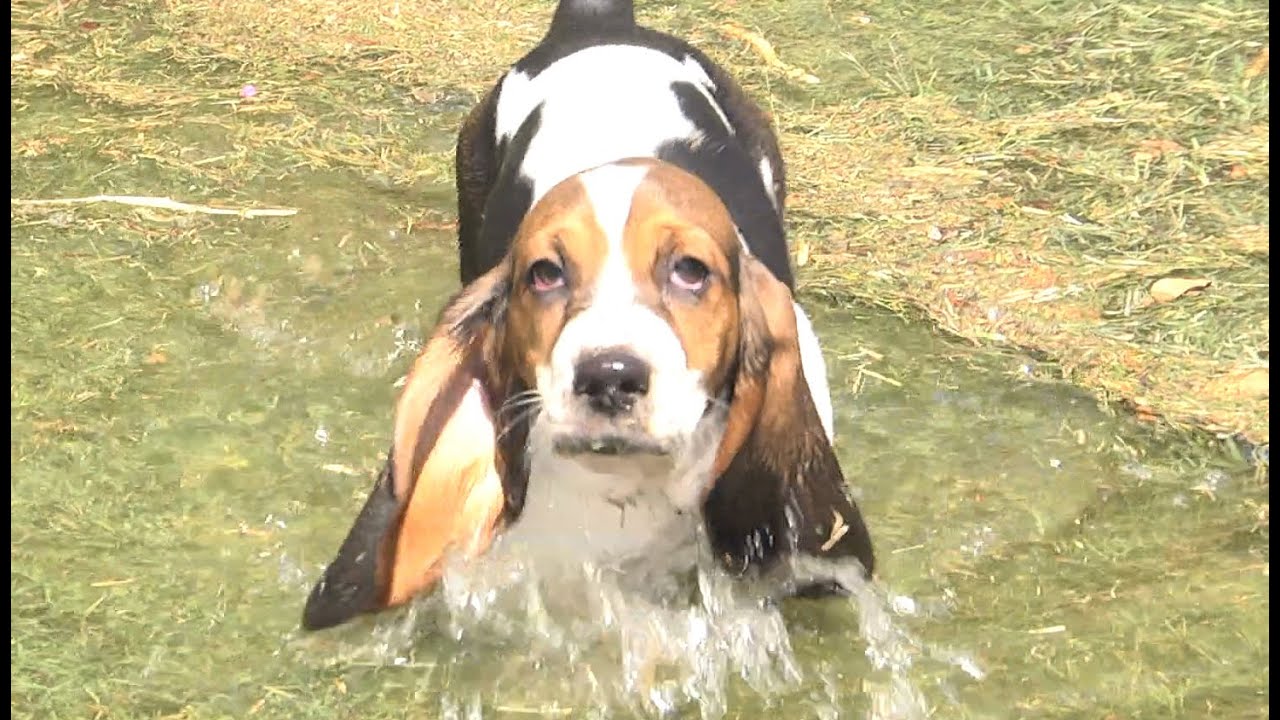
[552,431,671,457]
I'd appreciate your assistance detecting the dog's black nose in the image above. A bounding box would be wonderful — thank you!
[572,349,651,416]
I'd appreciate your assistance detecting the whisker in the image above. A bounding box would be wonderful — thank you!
[496,404,542,444]
[502,389,542,404]
[497,398,543,420]
[498,390,544,417]
[498,391,540,409]
[501,393,543,408]
[703,395,731,412]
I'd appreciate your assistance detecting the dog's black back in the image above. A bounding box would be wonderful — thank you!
[454,0,792,290]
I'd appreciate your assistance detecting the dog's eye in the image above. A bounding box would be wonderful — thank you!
[528,259,566,292]
[670,256,710,293]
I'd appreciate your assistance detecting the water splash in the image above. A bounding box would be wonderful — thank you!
[297,538,983,719]
[786,556,931,720]
[424,547,804,719]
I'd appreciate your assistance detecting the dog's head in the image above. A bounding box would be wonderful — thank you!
[301,159,873,630]
[501,159,748,464]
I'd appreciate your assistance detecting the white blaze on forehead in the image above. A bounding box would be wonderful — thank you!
[577,162,649,307]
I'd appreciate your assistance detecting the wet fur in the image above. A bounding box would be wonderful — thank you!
[301,1,873,632]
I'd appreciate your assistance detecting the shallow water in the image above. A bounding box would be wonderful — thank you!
[12,25,1268,720]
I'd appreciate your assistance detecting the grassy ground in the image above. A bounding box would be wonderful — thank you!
[10,4,1271,717]
[11,0,1269,452]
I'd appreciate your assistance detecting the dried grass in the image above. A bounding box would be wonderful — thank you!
[11,0,1270,446]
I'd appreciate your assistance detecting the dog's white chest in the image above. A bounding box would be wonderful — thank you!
[497,451,705,575]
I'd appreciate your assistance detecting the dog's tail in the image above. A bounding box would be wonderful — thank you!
[548,0,635,36]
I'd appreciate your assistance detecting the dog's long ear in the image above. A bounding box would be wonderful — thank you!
[703,255,875,591]
[302,265,516,631]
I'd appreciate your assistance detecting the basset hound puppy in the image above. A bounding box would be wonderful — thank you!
[301,0,874,631]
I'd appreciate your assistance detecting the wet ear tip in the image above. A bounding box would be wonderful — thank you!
[301,606,352,632]
[300,577,368,631]
[300,595,341,632]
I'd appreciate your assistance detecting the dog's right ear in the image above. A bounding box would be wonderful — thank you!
[301,264,515,631]
[703,254,874,591]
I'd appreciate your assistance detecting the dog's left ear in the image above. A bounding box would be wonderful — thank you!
[703,255,875,590]
[301,265,517,631]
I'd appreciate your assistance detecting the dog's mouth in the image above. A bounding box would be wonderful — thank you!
[552,431,670,457]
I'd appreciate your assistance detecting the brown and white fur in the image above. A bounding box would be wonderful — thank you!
[301,1,874,632]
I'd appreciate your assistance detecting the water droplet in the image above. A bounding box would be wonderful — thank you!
[890,594,917,616]
[1202,469,1230,491]
[196,282,221,304]
[1121,462,1153,481]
